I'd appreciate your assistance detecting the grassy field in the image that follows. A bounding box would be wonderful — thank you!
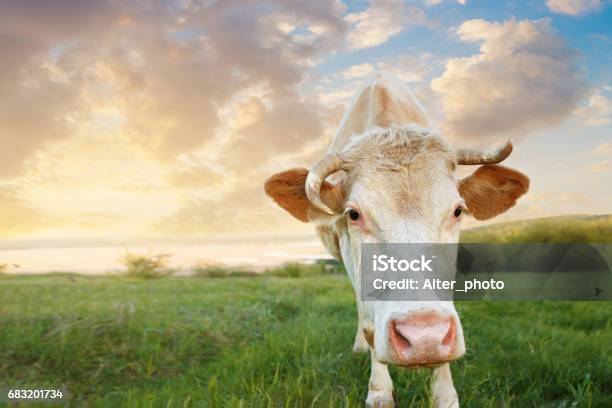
[1,215,611,407]
[460,214,612,243]
[0,273,610,407]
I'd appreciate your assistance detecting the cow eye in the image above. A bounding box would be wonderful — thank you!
[347,209,360,221]
[454,206,463,218]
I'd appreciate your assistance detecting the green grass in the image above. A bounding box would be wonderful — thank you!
[1,273,610,407]
[1,215,611,407]
[461,214,612,243]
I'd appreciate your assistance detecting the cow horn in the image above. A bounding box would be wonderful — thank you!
[456,140,513,165]
[305,153,346,215]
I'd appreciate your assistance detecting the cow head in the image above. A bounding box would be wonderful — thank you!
[264,126,529,367]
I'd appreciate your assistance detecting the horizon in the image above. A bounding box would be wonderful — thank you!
[0,212,609,250]
[1,213,610,274]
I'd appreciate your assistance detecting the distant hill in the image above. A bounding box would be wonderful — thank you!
[460,214,612,243]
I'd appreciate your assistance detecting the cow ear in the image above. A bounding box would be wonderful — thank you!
[458,165,529,221]
[264,168,344,223]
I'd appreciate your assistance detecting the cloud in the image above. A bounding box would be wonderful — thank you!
[163,163,225,190]
[575,89,612,126]
[155,184,281,235]
[431,18,586,144]
[317,83,359,106]
[0,185,51,236]
[337,54,432,86]
[225,96,326,166]
[0,0,352,236]
[340,63,375,79]
[345,0,428,49]
[377,53,433,83]
[0,2,606,239]
[340,59,432,83]
[546,0,601,16]
[0,0,131,177]
[592,140,612,155]
[585,160,611,173]
[0,0,348,173]
[423,0,467,5]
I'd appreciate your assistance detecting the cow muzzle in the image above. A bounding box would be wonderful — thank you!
[388,310,464,367]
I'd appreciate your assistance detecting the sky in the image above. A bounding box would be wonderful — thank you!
[1,0,611,242]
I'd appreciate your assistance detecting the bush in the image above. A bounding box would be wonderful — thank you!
[192,262,255,278]
[191,260,344,279]
[120,252,175,279]
[267,263,303,278]
[316,259,346,275]
[263,260,345,278]
[0,263,20,275]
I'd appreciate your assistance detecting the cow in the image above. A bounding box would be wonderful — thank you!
[264,73,529,407]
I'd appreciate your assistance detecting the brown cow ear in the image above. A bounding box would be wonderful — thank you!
[264,168,344,223]
[459,165,529,221]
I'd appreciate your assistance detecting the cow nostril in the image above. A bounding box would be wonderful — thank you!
[441,318,455,347]
[392,321,412,351]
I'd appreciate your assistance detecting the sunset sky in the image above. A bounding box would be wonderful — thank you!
[1,0,611,241]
